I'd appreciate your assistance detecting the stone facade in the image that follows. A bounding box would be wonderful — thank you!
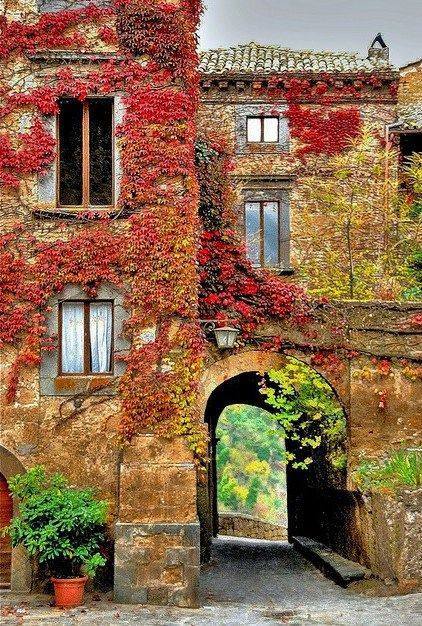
[0,9,421,608]
[198,43,400,295]
[0,0,200,607]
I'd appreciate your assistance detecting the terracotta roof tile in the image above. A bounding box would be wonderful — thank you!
[199,42,394,75]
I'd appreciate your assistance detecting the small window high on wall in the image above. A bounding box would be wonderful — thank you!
[247,116,279,143]
[58,98,114,208]
[59,301,113,374]
[245,201,281,267]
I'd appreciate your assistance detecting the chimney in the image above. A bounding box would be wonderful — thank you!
[368,33,389,62]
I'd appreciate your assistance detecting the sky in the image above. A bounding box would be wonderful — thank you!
[198,0,422,68]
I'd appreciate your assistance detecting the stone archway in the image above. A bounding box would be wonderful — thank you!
[199,350,350,420]
[197,350,352,563]
[0,444,31,592]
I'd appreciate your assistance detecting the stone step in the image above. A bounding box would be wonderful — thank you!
[292,536,372,588]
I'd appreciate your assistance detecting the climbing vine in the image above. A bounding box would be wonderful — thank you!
[0,0,207,456]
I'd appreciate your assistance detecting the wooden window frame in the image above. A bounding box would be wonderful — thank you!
[244,200,282,268]
[57,98,115,210]
[246,116,279,144]
[58,300,114,376]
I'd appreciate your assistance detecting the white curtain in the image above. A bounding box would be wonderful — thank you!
[61,302,84,373]
[89,302,112,373]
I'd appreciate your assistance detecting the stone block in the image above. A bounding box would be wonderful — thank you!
[114,522,200,607]
[123,434,193,465]
[165,547,187,566]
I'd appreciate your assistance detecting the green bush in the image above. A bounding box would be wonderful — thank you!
[354,449,422,492]
[2,466,109,579]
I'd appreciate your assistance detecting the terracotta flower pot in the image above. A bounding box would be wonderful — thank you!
[51,576,88,608]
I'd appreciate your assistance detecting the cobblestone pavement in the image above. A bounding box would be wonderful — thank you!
[1,537,421,625]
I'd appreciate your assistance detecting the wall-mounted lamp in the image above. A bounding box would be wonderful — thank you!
[200,320,240,349]
[213,326,240,349]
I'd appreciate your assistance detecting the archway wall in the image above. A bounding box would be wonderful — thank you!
[200,301,422,472]
[198,301,422,574]
[198,348,351,562]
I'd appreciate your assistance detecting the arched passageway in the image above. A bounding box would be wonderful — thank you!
[198,353,351,566]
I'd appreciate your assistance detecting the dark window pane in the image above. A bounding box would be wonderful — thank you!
[245,202,261,265]
[263,201,279,266]
[89,99,113,206]
[59,99,83,206]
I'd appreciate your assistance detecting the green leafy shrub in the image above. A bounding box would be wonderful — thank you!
[354,449,422,492]
[3,466,109,579]
[261,359,346,470]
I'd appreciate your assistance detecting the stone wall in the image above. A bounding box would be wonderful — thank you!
[356,489,422,591]
[219,513,287,541]
[114,435,200,607]
[198,86,399,298]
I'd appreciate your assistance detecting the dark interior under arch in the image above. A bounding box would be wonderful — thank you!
[198,367,364,567]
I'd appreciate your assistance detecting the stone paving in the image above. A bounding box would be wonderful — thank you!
[1,537,421,625]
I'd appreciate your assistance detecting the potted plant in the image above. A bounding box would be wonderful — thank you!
[3,465,108,608]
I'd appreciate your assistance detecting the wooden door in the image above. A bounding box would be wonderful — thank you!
[0,473,13,588]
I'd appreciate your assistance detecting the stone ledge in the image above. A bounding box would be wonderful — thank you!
[292,536,371,587]
[115,522,200,542]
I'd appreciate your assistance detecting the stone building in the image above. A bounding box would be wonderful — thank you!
[197,38,400,298]
[0,3,421,608]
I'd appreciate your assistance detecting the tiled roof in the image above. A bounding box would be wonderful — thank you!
[398,104,422,130]
[199,42,394,76]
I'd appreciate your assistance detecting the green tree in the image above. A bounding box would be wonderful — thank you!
[216,404,287,524]
[296,128,422,300]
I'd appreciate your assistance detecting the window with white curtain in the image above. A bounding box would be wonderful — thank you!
[60,301,113,374]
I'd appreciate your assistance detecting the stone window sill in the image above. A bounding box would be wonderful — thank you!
[238,144,289,155]
[252,266,295,276]
[32,207,123,220]
[54,375,117,395]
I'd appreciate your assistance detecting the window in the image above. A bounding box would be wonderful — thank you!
[399,133,422,159]
[58,98,114,208]
[59,301,113,374]
[247,116,279,143]
[245,201,281,267]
